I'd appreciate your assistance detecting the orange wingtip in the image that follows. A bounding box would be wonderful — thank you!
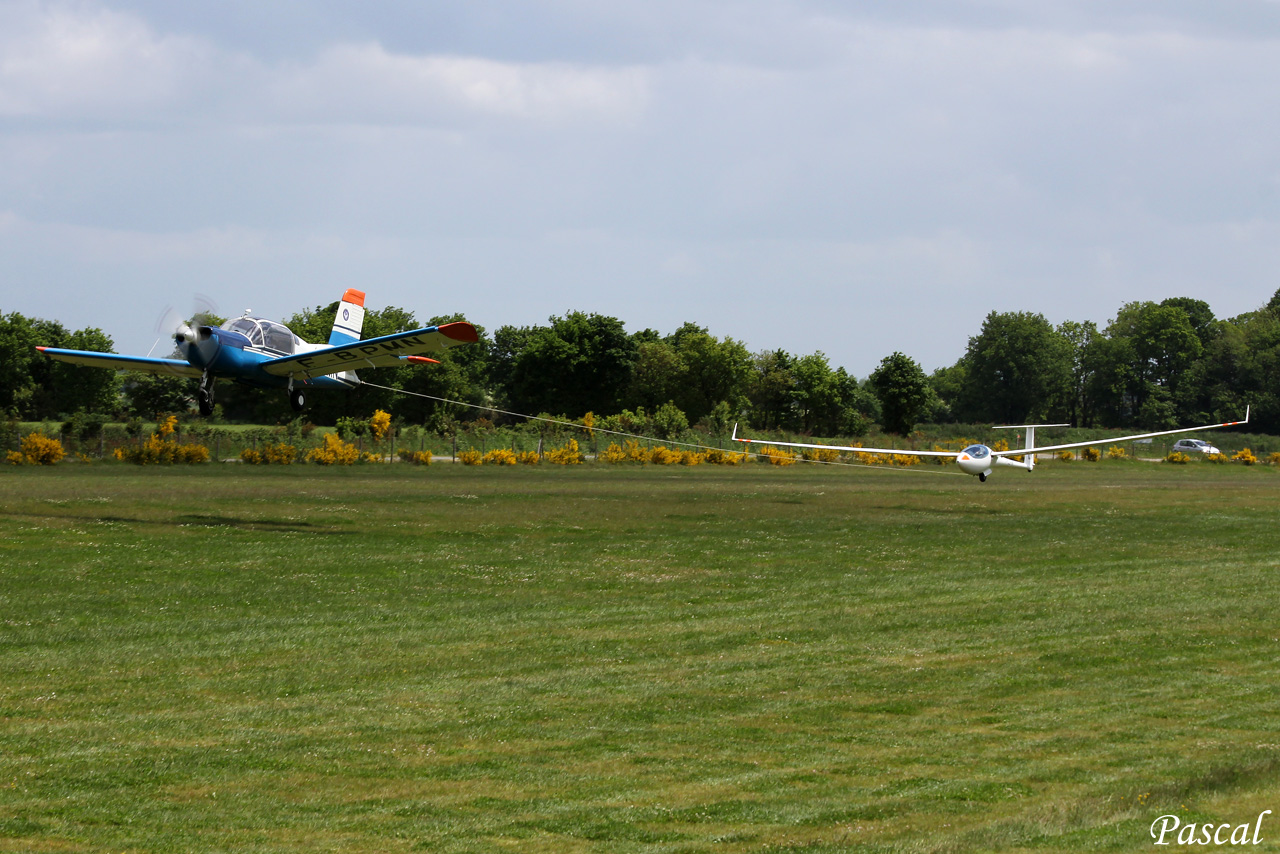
[438,321,479,343]
[341,289,366,307]
[36,346,46,352]
[406,355,440,365]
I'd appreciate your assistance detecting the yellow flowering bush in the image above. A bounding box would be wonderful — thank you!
[1165,451,1190,464]
[546,439,584,465]
[369,409,392,440]
[1055,449,1075,461]
[116,432,208,464]
[703,448,747,465]
[756,445,797,466]
[1205,452,1227,464]
[515,450,540,465]
[307,433,360,465]
[1106,445,1127,460]
[241,443,297,465]
[457,449,483,466]
[599,442,628,463]
[400,449,433,465]
[991,439,1024,464]
[1232,448,1257,466]
[649,445,683,465]
[9,433,66,465]
[483,448,518,465]
[1269,452,1280,466]
[801,446,840,463]
[1082,447,1101,462]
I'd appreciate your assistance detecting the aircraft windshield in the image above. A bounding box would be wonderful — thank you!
[963,444,989,459]
[220,317,296,354]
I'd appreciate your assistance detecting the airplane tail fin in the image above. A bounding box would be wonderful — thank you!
[993,423,1069,472]
[328,289,366,347]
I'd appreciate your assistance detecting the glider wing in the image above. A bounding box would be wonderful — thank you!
[989,409,1250,457]
[731,425,957,457]
[261,322,478,379]
[37,347,203,377]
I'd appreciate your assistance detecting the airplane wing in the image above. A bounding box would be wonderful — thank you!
[990,409,1250,457]
[260,321,478,379]
[731,425,957,457]
[37,347,203,377]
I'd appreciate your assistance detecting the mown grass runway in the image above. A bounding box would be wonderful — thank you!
[2,461,1279,852]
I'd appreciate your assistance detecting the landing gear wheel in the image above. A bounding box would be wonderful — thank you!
[978,472,987,482]
[289,388,307,412]
[197,379,215,416]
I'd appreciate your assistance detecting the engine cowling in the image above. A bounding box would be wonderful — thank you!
[175,325,221,370]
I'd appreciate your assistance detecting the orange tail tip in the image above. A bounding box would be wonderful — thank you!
[341,288,366,307]
[438,321,479,343]
[406,355,441,365]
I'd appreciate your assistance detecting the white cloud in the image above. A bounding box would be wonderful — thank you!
[4,1,1280,373]
[0,1,216,118]
[261,43,649,126]
[0,2,649,127]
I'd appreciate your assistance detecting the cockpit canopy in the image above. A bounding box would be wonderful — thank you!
[220,316,300,355]
[962,444,990,459]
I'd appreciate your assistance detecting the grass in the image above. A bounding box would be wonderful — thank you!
[1,461,1279,852]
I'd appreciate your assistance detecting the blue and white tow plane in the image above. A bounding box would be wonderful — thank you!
[732,410,1250,482]
[38,289,478,415]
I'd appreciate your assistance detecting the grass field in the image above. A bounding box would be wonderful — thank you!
[2,461,1279,852]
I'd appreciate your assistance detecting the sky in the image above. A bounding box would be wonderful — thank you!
[2,0,1280,375]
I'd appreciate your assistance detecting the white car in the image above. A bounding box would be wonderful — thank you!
[1171,438,1221,455]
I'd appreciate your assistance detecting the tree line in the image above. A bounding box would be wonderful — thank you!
[4,289,1279,435]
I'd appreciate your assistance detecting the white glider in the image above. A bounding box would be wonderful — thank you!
[731,409,1250,482]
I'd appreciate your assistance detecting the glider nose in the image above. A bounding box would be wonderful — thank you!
[955,445,993,477]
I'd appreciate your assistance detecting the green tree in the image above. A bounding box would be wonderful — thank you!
[1103,301,1204,428]
[0,313,120,418]
[1057,319,1099,426]
[396,316,492,431]
[665,324,753,425]
[957,311,1072,423]
[122,371,192,418]
[651,401,690,439]
[870,352,929,436]
[627,339,685,412]
[502,312,636,418]
[747,349,796,430]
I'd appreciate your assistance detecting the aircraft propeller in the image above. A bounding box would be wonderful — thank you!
[150,295,220,380]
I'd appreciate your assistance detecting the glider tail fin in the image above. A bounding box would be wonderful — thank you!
[993,422,1070,472]
[328,289,366,347]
